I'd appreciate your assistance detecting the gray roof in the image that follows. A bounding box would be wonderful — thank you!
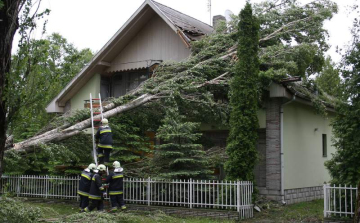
[152,0,213,40]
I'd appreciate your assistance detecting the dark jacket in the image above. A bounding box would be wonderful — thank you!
[89,173,105,200]
[95,126,113,149]
[105,168,124,195]
[78,169,93,196]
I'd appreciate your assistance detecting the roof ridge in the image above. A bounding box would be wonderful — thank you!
[150,0,213,28]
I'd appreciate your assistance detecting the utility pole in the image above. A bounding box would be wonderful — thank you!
[207,0,211,26]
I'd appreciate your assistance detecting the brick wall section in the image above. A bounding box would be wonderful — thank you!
[265,98,282,199]
[127,204,240,220]
[284,186,323,204]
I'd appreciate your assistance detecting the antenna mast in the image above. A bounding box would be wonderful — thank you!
[207,0,212,26]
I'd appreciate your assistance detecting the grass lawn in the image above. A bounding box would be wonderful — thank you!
[23,198,233,222]
[244,199,324,222]
[22,198,325,222]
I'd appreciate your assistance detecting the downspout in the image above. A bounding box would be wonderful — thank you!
[280,93,296,204]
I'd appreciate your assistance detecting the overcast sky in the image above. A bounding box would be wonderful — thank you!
[15,0,358,63]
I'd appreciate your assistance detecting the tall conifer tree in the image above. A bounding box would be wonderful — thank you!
[154,96,211,179]
[225,3,260,181]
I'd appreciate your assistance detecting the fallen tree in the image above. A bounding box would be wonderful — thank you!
[12,93,159,152]
[7,0,338,155]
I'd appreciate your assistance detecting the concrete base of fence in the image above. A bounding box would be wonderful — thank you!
[324,218,353,223]
[285,186,323,204]
[258,186,324,204]
[127,204,240,220]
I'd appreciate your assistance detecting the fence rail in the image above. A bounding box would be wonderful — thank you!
[1,175,253,219]
[324,184,358,218]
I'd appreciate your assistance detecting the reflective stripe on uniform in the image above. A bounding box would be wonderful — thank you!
[100,130,111,134]
[81,173,91,180]
[98,144,113,149]
[112,174,123,179]
[109,191,123,195]
[89,195,101,200]
[99,186,104,191]
[97,154,104,157]
[77,190,89,196]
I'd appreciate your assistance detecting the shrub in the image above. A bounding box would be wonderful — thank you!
[0,197,42,223]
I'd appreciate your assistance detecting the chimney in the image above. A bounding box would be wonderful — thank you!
[213,15,226,29]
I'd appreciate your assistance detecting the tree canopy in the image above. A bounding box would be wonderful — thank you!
[9,33,93,141]
[325,19,360,186]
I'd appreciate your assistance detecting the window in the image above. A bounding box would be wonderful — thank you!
[322,134,327,157]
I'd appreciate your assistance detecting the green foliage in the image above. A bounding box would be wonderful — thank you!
[315,57,344,98]
[0,197,42,223]
[109,113,152,164]
[325,20,360,185]
[225,3,259,181]
[252,0,337,79]
[153,96,211,179]
[65,109,91,125]
[8,33,93,142]
[5,109,159,176]
[254,0,337,51]
[4,134,93,175]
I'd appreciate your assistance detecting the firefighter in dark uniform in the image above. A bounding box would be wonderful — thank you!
[95,118,113,164]
[85,164,107,212]
[78,163,96,212]
[106,161,126,212]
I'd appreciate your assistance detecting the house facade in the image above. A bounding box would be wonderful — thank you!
[46,0,212,113]
[46,0,336,205]
[254,83,336,204]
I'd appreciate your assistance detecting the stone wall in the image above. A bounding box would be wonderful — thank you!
[265,98,282,201]
[284,186,323,204]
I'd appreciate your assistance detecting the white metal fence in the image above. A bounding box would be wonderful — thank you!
[0,175,253,219]
[324,184,358,218]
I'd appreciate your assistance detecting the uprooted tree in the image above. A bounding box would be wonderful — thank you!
[3,0,339,179]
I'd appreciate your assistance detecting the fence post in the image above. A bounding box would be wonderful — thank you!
[77,176,80,202]
[45,175,49,199]
[16,175,20,197]
[237,181,240,213]
[189,179,192,209]
[147,177,151,206]
[323,184,327,218]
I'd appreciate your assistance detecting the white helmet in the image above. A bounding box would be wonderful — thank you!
[97,164,107,172]
[113,161,121,168]
[88,163,97,171]
[101,118,108,125]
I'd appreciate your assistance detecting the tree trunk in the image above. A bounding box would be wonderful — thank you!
[10,93,157,153]
[0,0,25,179]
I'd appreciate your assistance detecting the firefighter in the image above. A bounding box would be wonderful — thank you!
[95,118,113,164]
[85,164,107,212]
[78,163,96,212]
[106,161,126,212]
